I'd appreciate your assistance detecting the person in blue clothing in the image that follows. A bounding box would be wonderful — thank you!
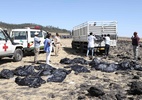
[44,33,52,64]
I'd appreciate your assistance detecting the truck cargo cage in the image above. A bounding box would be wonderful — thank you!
[72,21,118,53]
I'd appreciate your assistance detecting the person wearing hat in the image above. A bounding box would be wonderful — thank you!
[34,32,41,64]
[131,32,140,60]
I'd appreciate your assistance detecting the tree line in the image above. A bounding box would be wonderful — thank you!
[0,21,71,34]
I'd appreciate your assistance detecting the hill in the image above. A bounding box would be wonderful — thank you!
[0,21,71,34]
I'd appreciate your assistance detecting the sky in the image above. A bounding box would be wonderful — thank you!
[0,0,142,37]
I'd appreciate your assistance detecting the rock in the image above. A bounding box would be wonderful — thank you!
[128,81,142,95]
[138,57,141,60]
[88,86,105,97]
[48,93,55,98]
[100,93,116,100]
[109,83,123,90]
[115,93,126,100]
[89,76,98,80]
[136,72,142,77]
[132,75,140,79]
[103,79,110,82]
[78,95,86,100]
[80,83,90,90]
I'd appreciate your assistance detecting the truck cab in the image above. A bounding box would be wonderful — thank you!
[0,28,23,61]
[10,27,47,54]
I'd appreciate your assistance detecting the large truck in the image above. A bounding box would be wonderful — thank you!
[71,21,118,53]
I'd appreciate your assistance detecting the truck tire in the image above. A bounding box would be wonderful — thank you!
[13,49,23,62]
[71,42,75,49]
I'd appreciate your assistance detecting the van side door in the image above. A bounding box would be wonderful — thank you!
[0,30,13,55]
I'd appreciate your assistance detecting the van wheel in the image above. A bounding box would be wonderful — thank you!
[13,49,23,62]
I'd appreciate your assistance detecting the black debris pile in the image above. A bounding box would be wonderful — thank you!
[60,57,88,65]
[69,65,90,74]
[47,68,71,82]
[0,69,14,79]
[60,58,73,64]
[15,69,46,88]
[72,58,88,65]
[96,63,118,72]
[128,81,142,95]
[118,61,142,71]
[35,64,56,76]
[13,65,36,76]
[104,63,118,72]
[15,76,46,88]
[85,83,127,99]
[90,58,142,72]
[90,58,118,72]
[0,64,72,88]
[89,58,101,66]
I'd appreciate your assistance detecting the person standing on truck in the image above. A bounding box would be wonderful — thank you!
[104,34,110,56]
[131,32,140,60]
[86,32,97,59]
[34,32,41,64]
[54,33,61,56]
[44,33,52,64]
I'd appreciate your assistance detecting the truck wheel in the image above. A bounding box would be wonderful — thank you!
[13,49,23,62]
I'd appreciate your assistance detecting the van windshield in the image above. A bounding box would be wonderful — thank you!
[12,31,27,40]
[30,31,43,38]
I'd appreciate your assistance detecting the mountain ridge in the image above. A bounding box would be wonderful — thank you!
[0,21,71,34]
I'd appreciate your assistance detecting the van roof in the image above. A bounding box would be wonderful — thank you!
[11,28,41,31]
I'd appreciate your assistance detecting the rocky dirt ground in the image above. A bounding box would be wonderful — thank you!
[0,38,142,100]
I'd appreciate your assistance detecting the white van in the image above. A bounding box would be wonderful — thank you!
[0,28,23,61]
[10,27,47,54]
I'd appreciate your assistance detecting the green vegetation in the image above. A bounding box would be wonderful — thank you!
[0,21,71,33]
